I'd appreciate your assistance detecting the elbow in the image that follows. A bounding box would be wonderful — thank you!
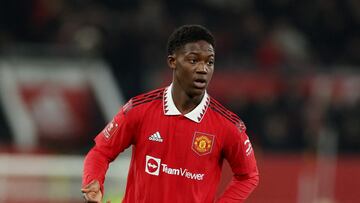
[252,174,259,187]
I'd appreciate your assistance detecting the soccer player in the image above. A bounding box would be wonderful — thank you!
[82,24,259,203]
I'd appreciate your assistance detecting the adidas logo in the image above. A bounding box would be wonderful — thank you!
[148,131,163,142]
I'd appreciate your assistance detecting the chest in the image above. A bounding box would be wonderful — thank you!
[135,113,224,165]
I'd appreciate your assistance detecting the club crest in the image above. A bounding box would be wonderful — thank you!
[192,132,214,156]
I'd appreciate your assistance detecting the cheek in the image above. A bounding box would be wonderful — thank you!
[175,65,190,81]
[176,64,193,76]
[208,67,214,77]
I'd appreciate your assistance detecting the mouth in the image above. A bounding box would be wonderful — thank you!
[193,78,207,89]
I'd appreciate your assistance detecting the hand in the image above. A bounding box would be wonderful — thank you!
[81,180,104,203]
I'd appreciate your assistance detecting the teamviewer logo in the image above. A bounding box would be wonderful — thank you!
[145,155,161,176]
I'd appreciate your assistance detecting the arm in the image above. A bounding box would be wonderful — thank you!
[82,103,136,201]
[217,123,259,202]
[217,174,259,203]
[82,145,113,196]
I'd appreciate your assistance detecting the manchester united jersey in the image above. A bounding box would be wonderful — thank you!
[83,84,259,203]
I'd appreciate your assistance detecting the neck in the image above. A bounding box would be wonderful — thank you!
[171,83,204,114]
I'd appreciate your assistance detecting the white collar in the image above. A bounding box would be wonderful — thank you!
[163,84,210,123]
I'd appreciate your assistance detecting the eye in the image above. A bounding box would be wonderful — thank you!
[189,59,197,64]
[207,60,214,66]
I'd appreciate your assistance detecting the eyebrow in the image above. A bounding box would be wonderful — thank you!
[185,52,215,57]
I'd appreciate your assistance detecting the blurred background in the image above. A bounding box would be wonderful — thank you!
[0,0,359,202]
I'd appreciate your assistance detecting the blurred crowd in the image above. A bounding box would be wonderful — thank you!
[1,0,360,67]
[232,77,360,153]
[0,0,359,153]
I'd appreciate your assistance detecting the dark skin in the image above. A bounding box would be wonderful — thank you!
[81,40,215,203]
[81,180,109,203]
[168,40,215,114]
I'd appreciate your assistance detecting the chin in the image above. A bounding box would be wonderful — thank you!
[188,88,206,98]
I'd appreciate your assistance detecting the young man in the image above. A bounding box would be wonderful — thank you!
[82,25,259,203]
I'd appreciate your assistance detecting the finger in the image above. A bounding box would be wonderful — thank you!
[81,187,96,193]
[82,192,99,202]
[106,200,111,203]
[81,188,90,193]
[82,192,95,200]
[82,192,90,201]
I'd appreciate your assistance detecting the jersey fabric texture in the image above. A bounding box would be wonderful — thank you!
[83,84,259,203]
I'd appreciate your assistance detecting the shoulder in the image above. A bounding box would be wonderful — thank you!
[208,97,246,133]
[122,87,165,114]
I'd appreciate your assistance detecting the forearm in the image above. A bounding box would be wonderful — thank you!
[83,146,112,193]
[217,174,259,203]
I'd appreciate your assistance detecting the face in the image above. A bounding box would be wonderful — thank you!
[168,40,215,97]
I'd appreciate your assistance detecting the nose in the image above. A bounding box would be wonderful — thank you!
[196,62,208,74]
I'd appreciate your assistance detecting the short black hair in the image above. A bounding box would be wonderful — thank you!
[167,24,215,55]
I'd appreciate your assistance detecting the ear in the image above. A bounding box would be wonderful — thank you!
[167,55,176,70]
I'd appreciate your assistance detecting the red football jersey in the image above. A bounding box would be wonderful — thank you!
[83,84,259,202]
